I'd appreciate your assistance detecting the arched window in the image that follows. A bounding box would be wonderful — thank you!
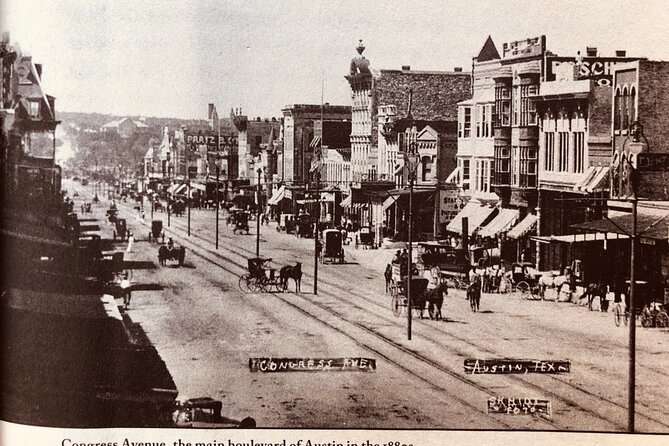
[622,87,629,130]
[614,88,622,131]
[630,86,637,124]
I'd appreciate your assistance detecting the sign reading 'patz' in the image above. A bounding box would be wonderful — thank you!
[464,359,570,374]
[487,397,552,416]
[249,357,376,373]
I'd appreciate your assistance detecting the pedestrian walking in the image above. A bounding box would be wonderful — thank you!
[126,232,134,253]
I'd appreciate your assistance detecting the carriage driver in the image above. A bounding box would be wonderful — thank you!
[167,237,174,251]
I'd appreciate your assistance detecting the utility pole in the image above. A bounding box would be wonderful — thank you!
[256,164,261,257]
[216,164,220,249]
[314,69,324,295]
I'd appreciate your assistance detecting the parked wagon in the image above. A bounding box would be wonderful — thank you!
[113,218,128,241]
[415,242,471,289]
[150,220,163,242]
[355,227,376,249]
[276,213,296,233]
[320,229,345,264]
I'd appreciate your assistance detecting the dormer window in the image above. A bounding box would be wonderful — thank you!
[29,100,40,118]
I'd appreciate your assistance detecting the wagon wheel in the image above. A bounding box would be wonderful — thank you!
[247,277,263,293]
[238,274,252,293]
[391,293,403,317]
[614,304,622,327]
[274,280,287,293]
[515,281,531,296]
[623,309,630,326]
[655,311,669,328]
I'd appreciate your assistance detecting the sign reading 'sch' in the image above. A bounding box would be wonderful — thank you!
[464,358,570,374]
[249,357,376,373]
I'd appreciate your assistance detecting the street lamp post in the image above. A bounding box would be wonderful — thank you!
[314,170,321,295]
[405,142,420,341]
[166,149,171,227]
[256,164,262,257]
[216,163,220,249]
[187,162,191,237]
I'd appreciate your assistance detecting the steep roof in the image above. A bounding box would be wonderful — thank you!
[476,36,501,62]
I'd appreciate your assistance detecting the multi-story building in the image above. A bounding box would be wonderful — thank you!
[231,109,281,181]
[532,49,641,273]
[100,117,149,138]
[345,40,471,243]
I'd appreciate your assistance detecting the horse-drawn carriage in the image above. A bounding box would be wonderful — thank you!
[388,262,447,320]
[501,262,542,298]
[171,199,186,217]
[106,206,118,224]
[113,218,128,241]
[276,213,296,234]
[295,214,313,238]
[238,257,288,293]
[150,220,163,242]
[232,210,250,234]
[158,241,186,266]
[319,229,344,264]
[355,227,376,249]
[414,243,471,289]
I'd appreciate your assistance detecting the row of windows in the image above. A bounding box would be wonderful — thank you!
[459,104,494,138]
[494,83,538,128]
[458,158,492,193]
[493,145,537,188]
[614,86,636,132]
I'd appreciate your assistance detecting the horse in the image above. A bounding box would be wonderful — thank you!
[384,264,392,293]
[538,274,569,300]
[467,280,481,312]
[581,281,608,311]
[425,280,449,320]
[280,262,302,292]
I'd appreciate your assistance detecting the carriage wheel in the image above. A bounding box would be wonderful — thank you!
[248,278,264,293]
[238,274,252,293]
[614,304,622,327]
[391,294,402,317]
[516,281,531,296]
[655,311,669,328]
[623,310,630,326]
[274,280,287,293]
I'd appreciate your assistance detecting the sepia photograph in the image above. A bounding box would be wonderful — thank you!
[2,0,669,443]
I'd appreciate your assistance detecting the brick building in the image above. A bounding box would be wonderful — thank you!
[344,40,471,243]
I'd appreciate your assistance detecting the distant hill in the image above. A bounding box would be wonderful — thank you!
[58,111,212,174]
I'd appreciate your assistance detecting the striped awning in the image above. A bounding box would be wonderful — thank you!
[267,185,286,206]
[573,166,610,193]
[191,182,206,192]
[173,184,187,195]
[506,214,538,240]
[445,166,460,184]
[310,136,321,148]
[446,201,497,236]
[478,208,519,238]
[340,195,352,208]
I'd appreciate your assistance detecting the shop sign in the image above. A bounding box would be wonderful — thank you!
[502,35,545,61]
[184,131,237,152]
[546,56,639,86]
[439,187,466,224]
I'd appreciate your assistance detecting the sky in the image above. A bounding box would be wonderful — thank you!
[4,0,669,120]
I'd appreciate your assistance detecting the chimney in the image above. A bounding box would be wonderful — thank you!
[586,47,598,57]
[401,65,411,71]
[616,50,627,57]
[454,67,463,72]
[35,63,42,80]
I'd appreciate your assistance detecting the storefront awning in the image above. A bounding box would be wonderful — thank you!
[173,184,187,195]
[297,198,318,205]
[478,208,519,238]
[310,136,321,148]
[507,214,538,240]
[167,183,180,194]
[382,188,434,212]
[446,202,498,236]
[267,185,286,206]
[382,195,396,211]
[445,166,460,184]
[573,166,610,193]
[191,182,206,192]
[320,191,336,202]
[532,232,628,244]
[571,209,669,240]
[340,195,352,208]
